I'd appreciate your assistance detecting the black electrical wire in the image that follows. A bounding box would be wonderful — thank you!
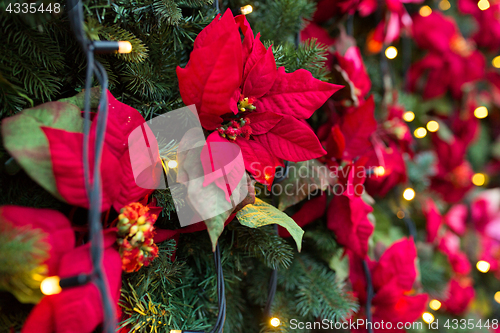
[208,243,226,333]
[67,1,116,332]
[362,260,374,333]
[264,161,290,318]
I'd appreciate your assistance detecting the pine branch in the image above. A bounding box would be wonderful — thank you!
[153,0,182,26]
[234,224,294,270]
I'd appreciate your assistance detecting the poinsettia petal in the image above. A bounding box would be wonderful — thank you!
[372,238,417,291]
[340,96,377,159]
[22,231,121,333]
[113,150,156,212]
[246,112,283,135]
[42,127,121,211]
[200,132,246,202]
[279,193,327,237]
[234,14,254,65]
[327,193,373,258]
[193,10,235,50]
[90,91,146,160]
[242,33,267,84]
[325,124,345,160]
[243,44,277,98]
[236,138,282,186]
[423,199,442,243]
[257,67,343,119]
[176,14,243,121]
[0,206,75,276]
[254,115,326,162]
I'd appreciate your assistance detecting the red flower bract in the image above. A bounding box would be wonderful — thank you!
[42,90,161,212]
[177,10,342,186]
[349,238,428,332]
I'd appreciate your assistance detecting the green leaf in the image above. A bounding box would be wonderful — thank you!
[58,86,102,110]
[176,138,248,251]
[1,101,84,200]
[277,160,333,211]
[236,198,304,251]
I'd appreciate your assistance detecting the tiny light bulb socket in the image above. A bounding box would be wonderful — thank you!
[59,273,92,288]
[92,41,133,54]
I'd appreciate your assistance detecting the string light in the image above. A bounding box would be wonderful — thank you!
[419,5,432,17]
[426,120,439,132]
[422,312,435,324]
[118,41,132,53]
[403,111,415,122]
[385,46,398,59]
[40,276,62,295]
[240,4,253,15]
[439,0,451,10]
[474,106,488,119]
[270,317,281,327]
[397,210,405,219]
[495,291,500,304]
[403,188,416,201]
[167,160,178,168]
[374,166,385,176]
[478,0,490,10]
[477,260,491,273]
[472,173,486,186]
[493,56,500,68]
[414,127,427,138]
[429,299,442,311]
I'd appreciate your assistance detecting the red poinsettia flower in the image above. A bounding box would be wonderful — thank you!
[176,10,341,186]
[443,204,467,236]
[327,162,374,258]
[422,199,442,243]
[471,188,500,235]
[438,231,472,275]
[440,278,475,315]
[458,0,500,51]
[312,0,361,22]
[0,206,122,333]
[320,96,377,162]
[42,90,160,212]
[0,206,75,278]
[22,230,121,333]
[361,0,423,48]
[332,46,372,106]
[349,238,428,332]
[408,12,485,99]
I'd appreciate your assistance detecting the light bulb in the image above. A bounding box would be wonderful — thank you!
[474,106,488,119]
[493,56,500,68]
[403,188,415,201]
[426,120,439,132]
[270,317,281,327]
[403,111,415,122]
[429,299,442,311]
[385,46,398,59]
[422,312,435,324]
[472,173,486,186]
[40,276,62,295]
[419,5,432,17]
[495,291,500,304]
[414,127,427,138]
[397,210,405,219]
[118,41,132,54]
[478,0,490,10]
[167,160,178,168]
[439,0,451,10]
[477,260,491,273]
[241,5,253,15]
[374,166,385,177]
